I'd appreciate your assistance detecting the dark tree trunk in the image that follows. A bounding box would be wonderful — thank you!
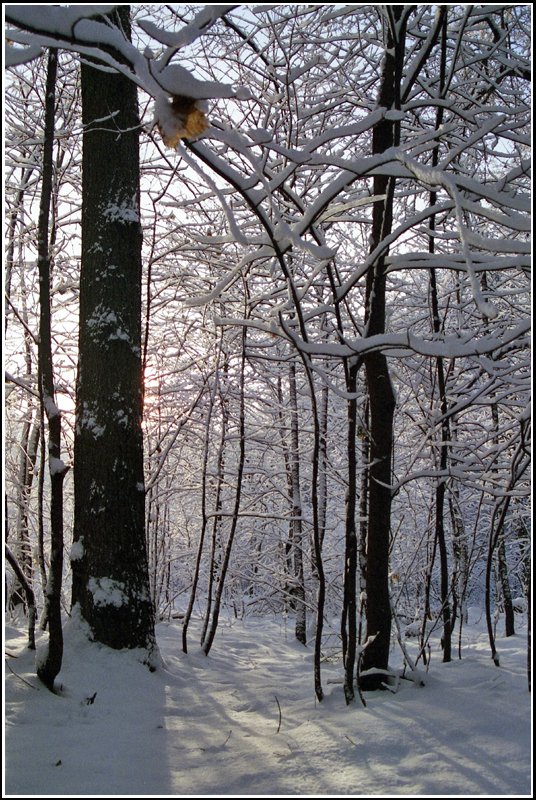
[6,545,36,650]
[200,358,228,648]
[277,366,307,645]
[485,498,508,667]
[360,7,406,690]
[71,7,156,658]
[316,383,329,559]
[11,413,39,608]
[429,6,453,664]
[527,567,531,692]
[430,268,452,662]
[35,48,69,691]
[482,272,515,638]
[202,331,247,656]
[358,396,369,648]
[342,360,359,702]
[362,351,395,689]
[10,245,39,610]
[449,482,469,655]
[288,362,307,646]
[497,533,515,637]
[308,378,326,702]
[183,333,225,653]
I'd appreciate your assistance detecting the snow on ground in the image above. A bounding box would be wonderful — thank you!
[4,610,532,797]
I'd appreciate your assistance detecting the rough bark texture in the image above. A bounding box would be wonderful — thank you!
[361,8,404,690]
[71,7,156,655]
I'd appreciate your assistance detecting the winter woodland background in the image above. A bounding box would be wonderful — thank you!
[4,4,531,796]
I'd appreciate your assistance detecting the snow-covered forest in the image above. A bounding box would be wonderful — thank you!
[4,4,531,796]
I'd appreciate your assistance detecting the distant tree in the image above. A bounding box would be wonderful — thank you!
[286,361,307,646]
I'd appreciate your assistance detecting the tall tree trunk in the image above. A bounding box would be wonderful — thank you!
[183,334,224,653]
[429,9,454,662]
[288,362,307,645]
[316,383,329,560]
[361,8,406,689]
[36,48,69,691]
[11,412,38,608]
[71,7,156,658]
[307,374,326,702]
[277,366,307,645]
[497,533,515,636]
[362,351,395,689]
[277,374,296,615]
[10,249,38,609]
[200,359,228,648]
[482,273,515,637]
[358,396,369,647]
[430,245,452,661]
[5,165,35,334]
[526,566,531,692]
[485,497,510,667]
[449,481,469,655]
[202,331,247,656]
[342,360,359,702]
[484,434,529,667]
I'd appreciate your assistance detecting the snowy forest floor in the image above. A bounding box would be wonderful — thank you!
[4,609,532,797]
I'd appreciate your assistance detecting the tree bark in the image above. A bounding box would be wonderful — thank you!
[11,413,39,608]
[430,243,452,662]
[316,383,329,560]
[449,482,469,655]
[358,396,369,647]
[497,533,515,636]
[360,6,406,690]
[202,330,247,656]
[342,360,359,702]
[288,362,307,646]
[35,48,69,691]
[6,545,36,650]
[200,357,228,648]
[482,272,515,638]
[71,7,156,657]
[183,334,224,653]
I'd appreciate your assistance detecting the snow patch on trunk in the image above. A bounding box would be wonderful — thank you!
[88,577,128,608]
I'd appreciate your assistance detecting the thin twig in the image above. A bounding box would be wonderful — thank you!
[5,659,40,689]
[274,694,282,733]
